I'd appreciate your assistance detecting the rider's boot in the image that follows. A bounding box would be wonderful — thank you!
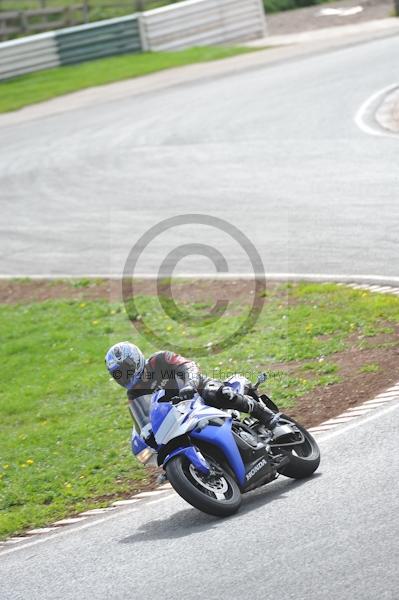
[220,386,282,430]
[204,383,282,431]
[248,400,282,430]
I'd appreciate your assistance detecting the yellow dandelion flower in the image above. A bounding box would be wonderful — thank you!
[79,303,86,308]
[26,459,34,465]
[3,464,9,469]
[92,320,99,325]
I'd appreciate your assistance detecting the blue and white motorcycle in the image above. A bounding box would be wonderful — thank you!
[131,374,320,517]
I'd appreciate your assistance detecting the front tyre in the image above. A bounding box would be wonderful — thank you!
[273,416,320,479]
[166,455,242,517]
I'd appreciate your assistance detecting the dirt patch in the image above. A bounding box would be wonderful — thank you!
[289,327,399,427]
[0,279,121,304]
[0,278,284,305]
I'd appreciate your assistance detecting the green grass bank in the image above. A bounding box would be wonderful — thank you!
[1,281,398,539]
[0,46,256,113]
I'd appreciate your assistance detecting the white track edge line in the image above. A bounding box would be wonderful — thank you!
[0,494,176,557]
[316,397,399,443]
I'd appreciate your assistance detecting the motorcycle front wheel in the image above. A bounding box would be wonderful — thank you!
[166,454,242,517]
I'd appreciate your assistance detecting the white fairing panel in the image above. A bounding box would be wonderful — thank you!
[225,374,251,396]
[154,397,229,446]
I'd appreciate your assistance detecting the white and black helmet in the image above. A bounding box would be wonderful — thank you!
[105,342,145,389]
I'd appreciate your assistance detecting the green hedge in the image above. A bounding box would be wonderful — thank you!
[264,0,332,13]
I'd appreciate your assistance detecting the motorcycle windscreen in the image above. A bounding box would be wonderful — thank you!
[128,394,152,431]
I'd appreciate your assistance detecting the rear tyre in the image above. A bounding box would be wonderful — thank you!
[274,416,320,479]
[166,454,242,517]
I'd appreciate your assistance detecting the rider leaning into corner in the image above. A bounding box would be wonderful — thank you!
[105,342,282,448]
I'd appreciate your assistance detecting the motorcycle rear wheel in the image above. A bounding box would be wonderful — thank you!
[274,416,320,479]
[166,454,242,517]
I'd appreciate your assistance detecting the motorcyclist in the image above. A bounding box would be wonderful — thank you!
[105,341,281,438]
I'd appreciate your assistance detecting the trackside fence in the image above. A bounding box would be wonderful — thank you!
[56,14,141,65]
[140,0,266,51]
[0,0,266,80]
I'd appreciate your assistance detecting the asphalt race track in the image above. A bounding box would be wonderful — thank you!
[1,400,399,600]
[1,30,399,600]
[0,34,398,277]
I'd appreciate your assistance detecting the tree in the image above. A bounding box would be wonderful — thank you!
[395,0,399,16]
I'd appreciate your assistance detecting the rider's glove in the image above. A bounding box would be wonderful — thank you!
[179,385,195,401]
[219,386,236,401]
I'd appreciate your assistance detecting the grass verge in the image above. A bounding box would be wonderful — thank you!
[1,281,398,540]
[264,0,334,12]
[0,46,257,113]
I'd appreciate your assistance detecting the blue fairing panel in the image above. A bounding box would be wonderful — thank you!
[131,433,148,456]
[191,419,246,487]
[164,446,210,474]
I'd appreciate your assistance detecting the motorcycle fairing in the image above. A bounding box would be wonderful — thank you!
[131,429,149,456]
[163,445,210,474]
[151,391,231,446]
[191,419,246,487]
